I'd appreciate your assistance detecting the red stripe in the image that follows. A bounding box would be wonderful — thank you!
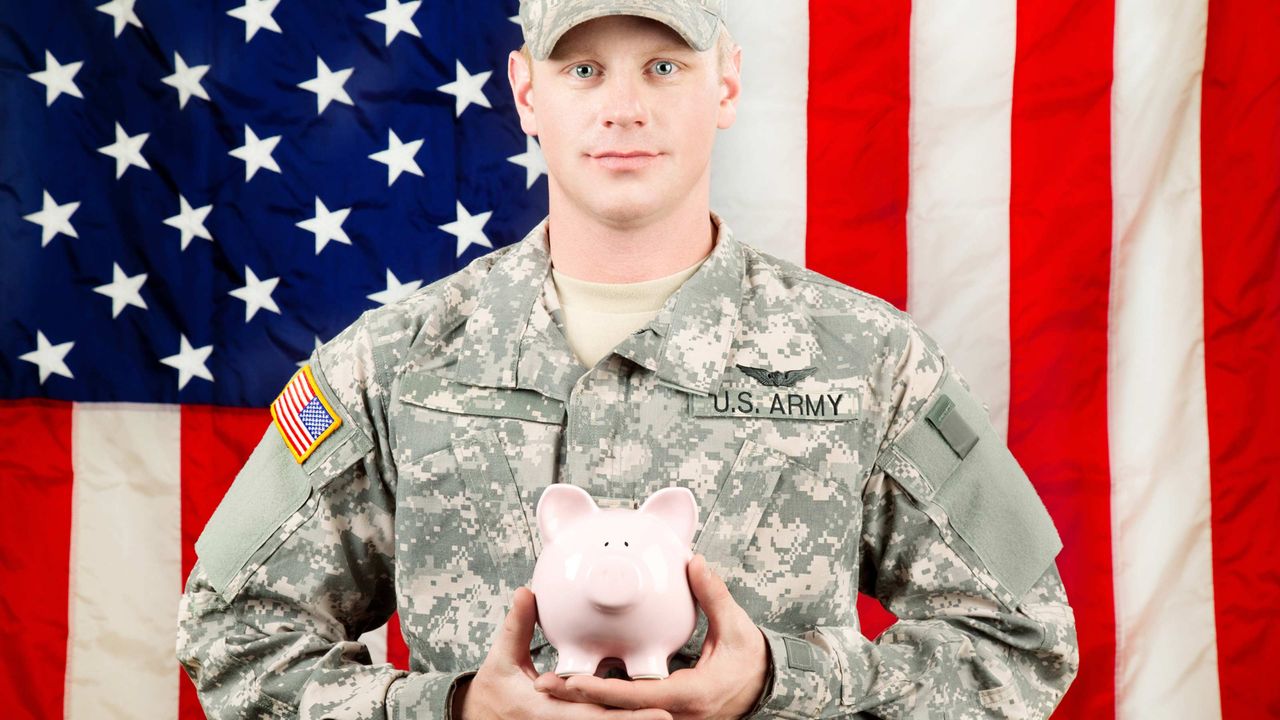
[278,380,312,452]
[0,399,72,719]
[806,0,911,645]
[803,0,906,638]
[285,379,316,444]
[805,0,911,311]
[1009,0,1117,716]
[179,405,274,720]
[387,611,410,670]
[1202,1,1280,716]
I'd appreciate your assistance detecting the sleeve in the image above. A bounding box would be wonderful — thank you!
[743,318,1080,719]
[175,311,476,719]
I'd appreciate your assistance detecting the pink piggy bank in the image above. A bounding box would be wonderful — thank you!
[530,484,698,680]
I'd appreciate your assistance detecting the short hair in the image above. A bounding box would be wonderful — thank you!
[518,21,737,79]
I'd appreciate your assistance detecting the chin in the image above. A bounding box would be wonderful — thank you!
[584,193,670,226]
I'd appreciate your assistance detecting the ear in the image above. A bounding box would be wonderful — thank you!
[638,486,698,546]
[508,49,538,137]
[536,483,597,545]
[716,44,742,131]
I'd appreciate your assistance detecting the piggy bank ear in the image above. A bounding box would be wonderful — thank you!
[638,486,698,546]
[536,484,598,545]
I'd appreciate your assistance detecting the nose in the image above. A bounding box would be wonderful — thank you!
[584,555,643,613]
[600,73,648,129]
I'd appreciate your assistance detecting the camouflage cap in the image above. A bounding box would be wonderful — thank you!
[519,0,727,62]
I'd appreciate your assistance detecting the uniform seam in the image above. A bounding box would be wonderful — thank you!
[875,351,951,463]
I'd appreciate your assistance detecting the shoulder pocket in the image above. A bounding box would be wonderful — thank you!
[874,362,1062,607]
[193,414,374,604]
[194,425,313,602]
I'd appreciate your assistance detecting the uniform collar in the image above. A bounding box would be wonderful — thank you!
[443,210,744,403]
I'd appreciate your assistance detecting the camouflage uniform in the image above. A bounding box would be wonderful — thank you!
[177,210,1078,719]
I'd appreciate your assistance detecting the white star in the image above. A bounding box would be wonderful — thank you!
[161,52,210,109]
[297,335,323,368]
[508,14,519,25]
[229,124,282,181]
[98,122,151,179]
[19,330,74,385]
[507,135,548,190]
[298,57,354,115]
[164,194,214,250]
[27,50,84,107]
[437,60,492,117]
[23,190,79,247]
[227,0,282,42]
[366,0,421,46]
[439,200,494,258]
[368,129,424,186]
[367,269,421,306]
[160,334,214,390]
[93,262,148,318]
[296,197,352,254]
[96,0,143,38]
[228,266,281,322]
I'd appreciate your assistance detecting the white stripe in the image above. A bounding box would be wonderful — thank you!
[65,404,181,719]
[284,381,316,444]
[282,379,312,445]
[905,0,1018,436]
[1109,0,1221,716]
[358,624,389,667]
[710,1,808,266]
[273,387,307,450]
[274,391,309,453]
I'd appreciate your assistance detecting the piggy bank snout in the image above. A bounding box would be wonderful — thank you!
[584,555,644,613]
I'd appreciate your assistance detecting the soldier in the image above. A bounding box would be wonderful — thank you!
[177,1,1079,718]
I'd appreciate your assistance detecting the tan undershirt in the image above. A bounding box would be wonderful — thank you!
[550,253,710,369]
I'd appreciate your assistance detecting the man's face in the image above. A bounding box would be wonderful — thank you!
[508,15,741,227]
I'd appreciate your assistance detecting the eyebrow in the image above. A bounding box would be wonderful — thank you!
[550,42,697,59]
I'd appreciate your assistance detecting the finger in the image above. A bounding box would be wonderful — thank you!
[535,674,631,707]
[493,586,537,666]
[559,673,693,711]
[688,554,753,647]
[532,673,578,703]
[538,692,672,720]
[688,553,731,609]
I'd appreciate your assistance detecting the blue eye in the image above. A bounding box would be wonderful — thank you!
[572,64,595,79]
[653,60,676,76]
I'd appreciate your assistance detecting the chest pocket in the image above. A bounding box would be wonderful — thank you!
[394,372,567,665]
[677,438,861,659]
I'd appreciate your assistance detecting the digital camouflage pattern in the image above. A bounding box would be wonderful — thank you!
[519,0,726,61]
[177,210,1079,718]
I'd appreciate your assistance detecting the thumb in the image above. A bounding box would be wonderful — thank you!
[689,553,732,615]
[493,586,538,670]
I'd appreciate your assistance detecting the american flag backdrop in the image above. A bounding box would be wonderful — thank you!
[0,0,1276,718]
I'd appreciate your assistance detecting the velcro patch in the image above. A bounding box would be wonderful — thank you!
[271,365,342,463]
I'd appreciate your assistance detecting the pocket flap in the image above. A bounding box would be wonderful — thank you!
[693,439,788,566]
[399,372,566,425]
[875,365,1063,605]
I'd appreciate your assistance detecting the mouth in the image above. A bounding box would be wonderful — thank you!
[589,151,662,171]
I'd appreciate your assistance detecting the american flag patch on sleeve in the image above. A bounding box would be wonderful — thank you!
[270,365,342,463]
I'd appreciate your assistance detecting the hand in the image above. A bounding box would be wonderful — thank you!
[455,585,675,720]
[532,553,770,720]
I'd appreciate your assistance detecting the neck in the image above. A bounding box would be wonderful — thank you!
[544,178,715,283]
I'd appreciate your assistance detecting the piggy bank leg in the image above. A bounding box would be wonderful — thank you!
[624,651,671,680]
[555,650,607,678]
